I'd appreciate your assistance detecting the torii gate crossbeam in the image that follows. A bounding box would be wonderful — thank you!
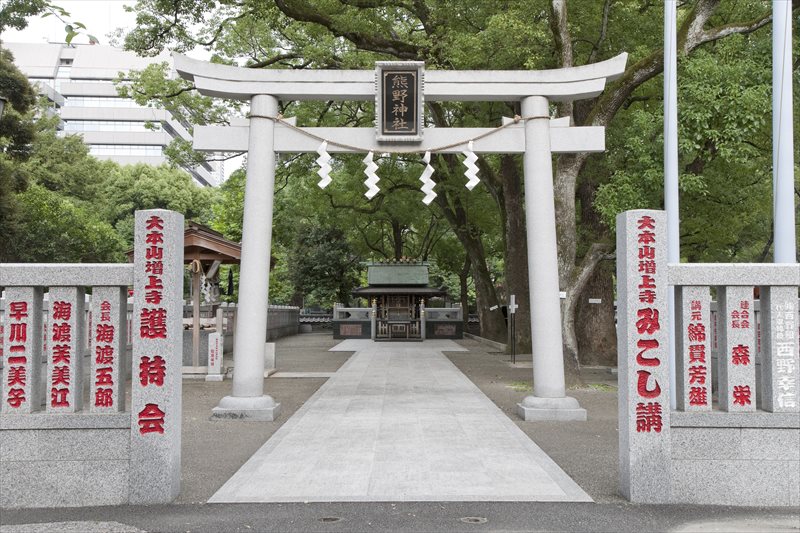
[174,53,628,421]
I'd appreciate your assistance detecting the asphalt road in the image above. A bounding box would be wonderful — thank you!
[2,501,799,532]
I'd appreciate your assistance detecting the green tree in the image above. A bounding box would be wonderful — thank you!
[0,46,38,261]
[101,163,214,243]
[288,225,361,308]
[21,125,120,204]
[0,0,48,34]
[121,0,792,380]
[12,184,125,262]
[595,33,782,262]
[210,167,245,242]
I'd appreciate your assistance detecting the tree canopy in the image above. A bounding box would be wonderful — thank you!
[115,0,798,378]
[0,61,215,262]
[3,1,797,381]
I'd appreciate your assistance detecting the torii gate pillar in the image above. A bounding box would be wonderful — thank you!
[211,94,281,420]
[517,96,585,420]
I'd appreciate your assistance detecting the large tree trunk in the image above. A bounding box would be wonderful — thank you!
[573,160,618,366]
[434,185,506,342]
[546,0,773,384]
[460,255,471,331]
[561,242,610,385]
[467,236,505,342]
[553,155,587,383]
[554,154,584,287]
[391,219,403,259]
[575,259,617,366]
[501,156,532,353]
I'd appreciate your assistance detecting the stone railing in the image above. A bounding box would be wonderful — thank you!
[333,307,372,321]
[0,209,184,508]
[617,209,799,506]
[423,306,464,339]
[180,302,299,372]
[425,307,463,321]
[332,305,373,339]
[331,305,466,340]
[1,297,137,362]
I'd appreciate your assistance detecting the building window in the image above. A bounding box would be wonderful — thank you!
[68,78,114,84]
[65,121,162,132]
[54,65,71,91]
[89,144,163,156]
[64,96,138,108]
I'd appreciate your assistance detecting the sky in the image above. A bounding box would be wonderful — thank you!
[4,0,136,46]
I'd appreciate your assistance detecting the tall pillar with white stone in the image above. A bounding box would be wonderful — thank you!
[616,210,671,503]
[772,0,796,264]
[516,95,586,421]
[130,209,184,504]
[212,94,281,420]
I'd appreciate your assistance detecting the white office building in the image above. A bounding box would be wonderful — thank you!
[5,42,219,187]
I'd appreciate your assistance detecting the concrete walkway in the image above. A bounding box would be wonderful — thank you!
[209,340,591,503]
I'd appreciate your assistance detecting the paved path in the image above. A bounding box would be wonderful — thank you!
[209,340,591,503]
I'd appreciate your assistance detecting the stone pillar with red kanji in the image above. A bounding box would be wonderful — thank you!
[616,210,671,503]
[130,209,184,504]
[676,286,712,411]
[760,286,799,412]
[46,287,85,413]
[90,286,127,413]
[717,286,756,412]
[1,287,43,414]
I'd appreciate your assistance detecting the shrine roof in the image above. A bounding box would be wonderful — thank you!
[126,221,241,264]
[183,222,241,263]
[367,261,429,286]
[352,286,446,297]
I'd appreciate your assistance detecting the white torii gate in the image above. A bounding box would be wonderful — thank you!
[174,53,628,421]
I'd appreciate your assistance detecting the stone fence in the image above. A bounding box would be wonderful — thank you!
[196,303,298,341]
[617,210,799,506]
[180,303,298,370]
[0,210,184,508]
[332,304,464,340]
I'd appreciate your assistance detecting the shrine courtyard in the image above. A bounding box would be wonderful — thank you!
[2,332,797,532]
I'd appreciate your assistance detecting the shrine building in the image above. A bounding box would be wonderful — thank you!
[333,260,463,341]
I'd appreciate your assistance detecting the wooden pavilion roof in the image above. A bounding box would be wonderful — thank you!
[126,221,241,264]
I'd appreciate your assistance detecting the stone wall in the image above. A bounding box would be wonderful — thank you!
[669,413,799,506]
[0,209,184,509]
[617,209,799,507]
[0,414,131,507]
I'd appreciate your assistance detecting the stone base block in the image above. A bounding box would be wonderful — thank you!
[265,342,276,370]
[516,395,587,421]
[205,374,224,382]
[211,395,281,421]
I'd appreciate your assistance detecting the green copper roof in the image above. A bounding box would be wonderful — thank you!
[367,264,429,285]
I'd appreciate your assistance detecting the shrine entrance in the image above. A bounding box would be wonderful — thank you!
[173,53,627,422]
[376,295,420,340]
